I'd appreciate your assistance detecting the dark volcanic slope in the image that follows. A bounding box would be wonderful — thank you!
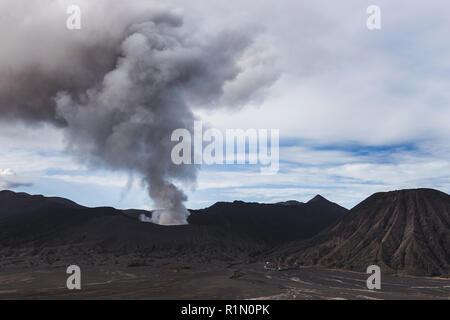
[0,190,345,267]
[189,196,347,244]
[0,191,257,266]
[274,189,450,277]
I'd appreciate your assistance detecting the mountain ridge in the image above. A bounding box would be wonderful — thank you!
[0,189,346,267]
[1,188,448,277]
[272,188,450,277]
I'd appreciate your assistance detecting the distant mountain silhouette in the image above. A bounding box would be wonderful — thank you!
[188,197,347,244]
[0,190,345,267]
[273,189,450,277]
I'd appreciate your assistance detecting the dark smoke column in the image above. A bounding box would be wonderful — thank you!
[0,2,277,225]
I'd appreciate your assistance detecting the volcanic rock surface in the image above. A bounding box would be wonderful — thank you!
[273,189,450,277]
[0,190,346,267]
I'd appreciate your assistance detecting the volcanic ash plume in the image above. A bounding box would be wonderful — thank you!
[0,1,277,225]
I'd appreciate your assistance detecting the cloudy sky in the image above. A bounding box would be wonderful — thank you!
[1,0,449,210]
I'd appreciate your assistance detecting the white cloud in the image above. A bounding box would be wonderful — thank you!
[0,168,33,189]
[189,143,450,208]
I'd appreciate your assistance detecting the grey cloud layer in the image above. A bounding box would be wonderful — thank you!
[183,0,450,146]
